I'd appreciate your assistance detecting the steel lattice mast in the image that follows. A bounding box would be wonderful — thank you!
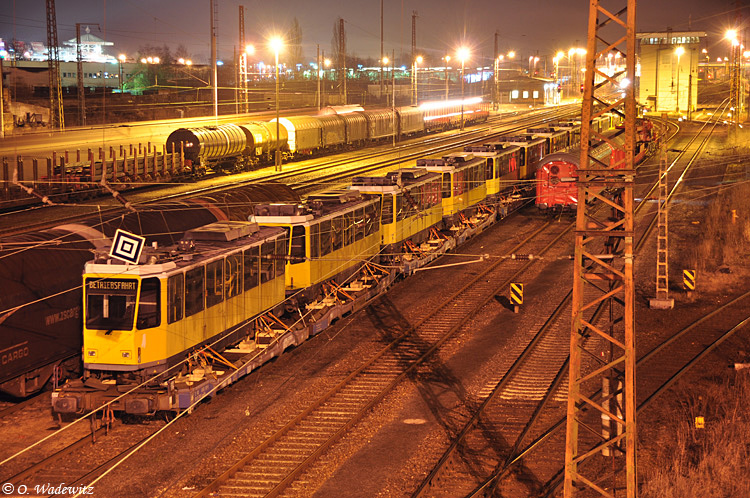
[46,0,64,129]
[564,1,637,497]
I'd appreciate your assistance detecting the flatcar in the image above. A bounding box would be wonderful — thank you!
[54,109,642,415]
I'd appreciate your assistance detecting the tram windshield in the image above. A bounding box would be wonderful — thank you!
[85,278,138,330]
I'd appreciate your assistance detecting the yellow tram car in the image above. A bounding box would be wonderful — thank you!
[462,143,522,200]
[251,191,382,301]
[417,152,487,221]
[350,168,443,253]
[82,221,287,377]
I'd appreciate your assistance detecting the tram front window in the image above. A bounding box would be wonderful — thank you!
[85,278,138,330]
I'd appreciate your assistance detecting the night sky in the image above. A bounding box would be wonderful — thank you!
[1,1,746,65]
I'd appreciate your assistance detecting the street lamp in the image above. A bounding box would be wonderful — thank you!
[240,44,255,113]
[494,54,504,108]
[457,46,470,130]
[674,46,685,113]
[322,57,331,106]
[270,36,284,171]
[413,55,423,105]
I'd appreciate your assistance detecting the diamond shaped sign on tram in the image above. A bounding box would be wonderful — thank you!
[110,229,146,264]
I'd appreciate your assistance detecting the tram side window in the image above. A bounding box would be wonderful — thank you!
[454,171,464,196]
[276,236,287,275]
[442,173,452,198]
[332,216,343,251]
[432,178,441,207]
[320,220,332,255]
[243,246,260,291]
[225,253,242,299]
[275,231,288,277]
[344,211,354,246]
[185,266,205,317]
[136,277,161,329]
[290,226,305,263]
[396,194,404,222]
[206,260,224,308]
[486,159,494,180]
[364,203,377,235]
[310,223,320,259]
[354,208,365,241]
[413,185,423,211]
[381,195,393,225]
[167,274,184,324]
[260,241,275,283]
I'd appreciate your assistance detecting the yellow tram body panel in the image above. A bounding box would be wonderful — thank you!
[82,222,287,372]
[253,192,382,292]
[418,153,487,218]
[350,169,443,246]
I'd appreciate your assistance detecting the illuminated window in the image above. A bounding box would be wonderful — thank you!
[511,90,519,99]
[523,91,529,99]
[533,91,539,99]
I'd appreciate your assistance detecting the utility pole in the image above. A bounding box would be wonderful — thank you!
[0,56,5,138]
[238,5,247,113]
[210,0,218,118]
[317,44,321,111]
[494,31,499,110]
[411,11,417,103]
[564,1,638,498]
[380,0,384,100]
[339,18,346,105]
[46,0,64,129]
[76,24,88,126]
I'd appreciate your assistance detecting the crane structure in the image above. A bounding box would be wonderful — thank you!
[45,0,64,129]
[564,1,638,497]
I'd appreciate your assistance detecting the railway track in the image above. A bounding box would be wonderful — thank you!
[193,217,574,498]
[409,111,728,496]
[0,106,576,237]
[3,417,164,496]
